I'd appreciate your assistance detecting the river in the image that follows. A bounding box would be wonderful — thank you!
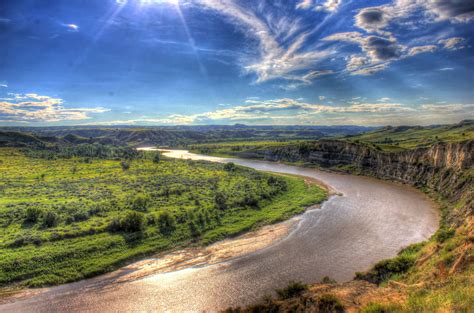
[0,149,439,312]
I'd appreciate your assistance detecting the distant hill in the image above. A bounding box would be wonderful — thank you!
[0,125,374,147]
[345,120,474,151]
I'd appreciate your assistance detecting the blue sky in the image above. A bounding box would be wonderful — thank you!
[0,0,473,126]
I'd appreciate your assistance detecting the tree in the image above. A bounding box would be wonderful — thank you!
[152,153,161,163]
[157,212,176,235]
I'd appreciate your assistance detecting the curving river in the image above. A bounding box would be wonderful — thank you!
[0,150,439,313]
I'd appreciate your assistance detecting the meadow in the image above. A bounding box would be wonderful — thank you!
[0,148,326,287]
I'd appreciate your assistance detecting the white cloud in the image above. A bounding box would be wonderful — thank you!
[0,84,7,88]
[315,0,341,12]
[421,103,474,112]
[296,0,341,12]
[319,96,326,101]
[195,0,334,84]
[438,37,465,50]
[408,45,438,56]
[296,0,313,10]
[65,24,79,31]
[0,93,109,123]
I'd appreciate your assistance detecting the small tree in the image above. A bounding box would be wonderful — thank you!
[157,211,176,235]
[152,153,161,164]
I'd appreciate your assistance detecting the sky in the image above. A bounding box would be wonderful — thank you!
[0,0,473,126]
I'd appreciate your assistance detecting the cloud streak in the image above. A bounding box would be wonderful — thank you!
[195,0,335,84]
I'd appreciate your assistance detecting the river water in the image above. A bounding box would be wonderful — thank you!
[0,150,439,312]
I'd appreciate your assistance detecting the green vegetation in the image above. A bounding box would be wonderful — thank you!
[345,120,474,151]
[276,281,308,300]
[189,140,300,157]
[0,148,326,287]
[355,243,423,285]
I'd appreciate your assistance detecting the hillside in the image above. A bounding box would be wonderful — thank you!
[0,125,374,148]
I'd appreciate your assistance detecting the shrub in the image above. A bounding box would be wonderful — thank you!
[317,294,345,313]
[188,220,200,237]
[276,281,308,300]
[152,153,160,163]
[224,162,236,172]
[214,191,228,210]
[435,226,455,243]
[42,211,59,228]
[355,255,415,284]
[25,207,42,223]
[321,276,337,284]
[130,194,150,212]
[157,211,176,235]
[120,161,130,170]
[120,211,145,233]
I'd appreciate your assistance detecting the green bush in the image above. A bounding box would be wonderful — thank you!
[224,162,236,172]
[214,191,228,210]
[317,294,345,313]
[276,281,308,300]
[130,194,150,212]
[435,226,455,243]
[120,161,130,170]
[157,211,176,235]
[152,153,160,163]
[355,255,415,284]
[42,211,59,228]
[120,211,145,233]
[25,207,42,223]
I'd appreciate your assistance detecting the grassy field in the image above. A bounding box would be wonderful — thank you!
[345,120,474,151]
[0,148,326,287]
[188,140,302,157]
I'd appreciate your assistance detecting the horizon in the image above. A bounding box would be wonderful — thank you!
[1,0,474,126]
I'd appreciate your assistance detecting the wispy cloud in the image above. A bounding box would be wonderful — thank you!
[195,0,335,85]
[63,23,79,32]
[438,37,465,50]
[0,93,109,123]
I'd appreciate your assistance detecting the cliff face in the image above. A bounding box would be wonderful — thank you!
[234,140,473,225]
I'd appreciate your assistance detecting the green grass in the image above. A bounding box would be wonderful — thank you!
[346,121,474,151]
[0,148,326,287]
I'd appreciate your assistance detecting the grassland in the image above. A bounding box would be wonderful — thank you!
[0,148,326,287]
[346,120,474,151]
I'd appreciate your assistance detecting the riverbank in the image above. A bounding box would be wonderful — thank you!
[0,151,439,312]
[209,138,472,312]
[0,148,327,289]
